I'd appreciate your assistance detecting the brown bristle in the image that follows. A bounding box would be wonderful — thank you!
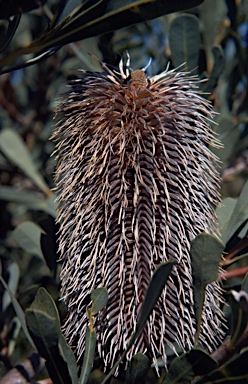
[52,61,225,373]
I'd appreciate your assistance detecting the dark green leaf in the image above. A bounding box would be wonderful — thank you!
[26,309,71,384]
[124,353,150,384]
[135,261,175,340]
[216,198,237,238]
[164,348,218,384]
[203,46,225,94]
[26,288,78,384]
[0,0,204,73]
[0,129,50,195]
[190,233,225,342]
[90,287,108,316]
[169,14,200,71]
[0,276,35,349]
[0,14,21,52]
[221,180,248,244]
[211,117,240,162]
[12,221,45,259]
[79,327,97,384]
[198,348,248,383]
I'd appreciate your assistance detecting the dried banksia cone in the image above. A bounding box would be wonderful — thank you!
[53,60,225,371]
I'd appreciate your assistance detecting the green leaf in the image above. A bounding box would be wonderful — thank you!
[0,0,204,73]
[216,198,237,238]
[221,180,248,244]
[169,14,200,71]
[12,221,45,259]
[79,327,97,384]
[124,353,150,384]
[0,276,35,349]
[26,288,78,384]
[135,261,175,340]
[202,46,225,94]
[0,129,50,195]
[90,287,108,316]
[2,262,20,311]
[190,233,225,342]
[102,261,174,384]
[164,348,218,384]
[0,186,57,217]
[211,117,240,162]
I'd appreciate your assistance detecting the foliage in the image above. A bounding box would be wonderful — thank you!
[0,0,248,383]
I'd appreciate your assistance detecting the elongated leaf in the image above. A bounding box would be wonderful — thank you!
[0,186,57,217]
[221,181,248,244]
[0,276,35,349]
[164,348,218,384]
[27,288,78,384]
[0,129,51,195]
[169,14,200,71]
[102,261,174,384]
[135,261,175,340]
[90,287,108,316]
[216,198,237,237]
[203,46,225,94]
[2,262,20,311]
[211,117,240,162]
[190,233,225,342]
[12,221,45,259]
[0,14,21,52]
[0,0,204,73]
[79,327,97,384]
[26,309,71,384]
[124,353,150,384]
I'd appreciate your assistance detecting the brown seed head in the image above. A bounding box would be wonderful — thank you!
[52,61,225,373]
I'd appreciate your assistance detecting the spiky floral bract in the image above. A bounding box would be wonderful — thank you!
[52,59,225,372]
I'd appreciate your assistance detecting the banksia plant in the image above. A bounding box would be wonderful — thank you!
[52,59,225,372]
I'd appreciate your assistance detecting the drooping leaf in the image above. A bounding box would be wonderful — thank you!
[0,276,35,349]
[221,180,248,244]
[190,233,225,342]
[26,288,78,384]
[124,353,150,384]
[169,14,200,71]
[0,0,204,73]
[79,327,97,384]
[0,129,51,196]
[12,221,45,259]
[164,348,218,384]
[90,287,108,316]
[2,262,20,312]
[0,187,57,217]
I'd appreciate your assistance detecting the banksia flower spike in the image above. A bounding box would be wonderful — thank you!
[53,59,225,371]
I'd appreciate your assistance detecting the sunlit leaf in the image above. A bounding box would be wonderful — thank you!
[190,233,225,342]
